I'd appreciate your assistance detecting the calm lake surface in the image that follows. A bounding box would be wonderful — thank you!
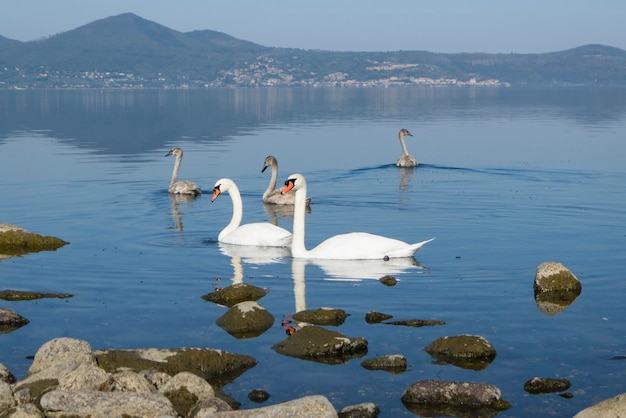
[1,87,625,417]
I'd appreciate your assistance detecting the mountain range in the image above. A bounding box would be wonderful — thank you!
[1,13,626,88]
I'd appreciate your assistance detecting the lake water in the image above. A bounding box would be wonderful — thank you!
[0,87,625,417]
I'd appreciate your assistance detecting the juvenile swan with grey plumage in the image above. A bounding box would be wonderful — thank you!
[395,129,418,167]
[165,147,202,195]
[261,155,311,206]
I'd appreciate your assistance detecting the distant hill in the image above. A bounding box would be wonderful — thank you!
[1,13,625,88]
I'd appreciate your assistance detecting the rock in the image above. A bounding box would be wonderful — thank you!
[272,325,368,364]
[523,377,571,394]
[57,363,111,392]
[138,369,171,390]
[39,389,177,418]
[292,307,348,326]
[188,396,233,417]
[94,347,257,388]
[216,301,275,339]
[28,338,95,377]
[247,389,270,403]
[379,275,397,286]
[210,395,337,417]
[0,307,29,334]
[338,402,380,418]
[574,392,626,417]
[107,370,154,392]
[384,319,445,327]
[0,223,69,256]
[0,380,15,411]
[159,371,215,417]
[1,402,44,417]
[365,311,393,324]
[0,363,16,384]
[0,290,72,301]
[361,354,407,374]
[424,334,497,370]
[202,283,268,307]
[534,262,582,293]
[401,379,510,416]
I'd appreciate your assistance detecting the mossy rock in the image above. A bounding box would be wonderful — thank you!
[0,224,69,256]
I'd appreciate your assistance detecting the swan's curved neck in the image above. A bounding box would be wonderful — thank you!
[291,183,309,258]
[220,183,243,240]
[170,154,182,187]
[263,160,279,199]
[399,133,411,156]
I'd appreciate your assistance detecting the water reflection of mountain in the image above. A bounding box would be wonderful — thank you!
[1,87,625,155]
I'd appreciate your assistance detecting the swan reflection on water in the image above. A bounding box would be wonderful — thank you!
[169,193,200,232]
[263,201,311,226]
[218,243,427,316]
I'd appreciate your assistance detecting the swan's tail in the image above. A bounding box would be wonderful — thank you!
[387,238,435,259]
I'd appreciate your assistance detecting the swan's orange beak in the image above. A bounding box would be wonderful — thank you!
[211,186,221,202]
[281,179,295,195]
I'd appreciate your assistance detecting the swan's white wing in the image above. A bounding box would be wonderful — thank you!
[309,232,431,260]
[220,222,292,247]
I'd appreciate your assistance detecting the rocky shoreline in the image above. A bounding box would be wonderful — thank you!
[0,223,623,416]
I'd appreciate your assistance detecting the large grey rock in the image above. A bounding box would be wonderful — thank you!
[210,395,338,417]
[57,363,110,391]
[39,389,177,418]
[28,338,95,376]
[574,392,626,417]
[401,379,510,416]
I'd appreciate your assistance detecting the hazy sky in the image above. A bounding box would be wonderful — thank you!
[1,0,625,53]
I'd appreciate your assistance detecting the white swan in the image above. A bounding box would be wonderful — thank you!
[212,178,292,247]
[395,129,418,167]
[165,147,202,195]
[281,173,434,259]
[261,155,311,206]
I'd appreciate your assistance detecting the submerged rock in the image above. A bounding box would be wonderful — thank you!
[216,301,275,339]
[0,223,69,257]
[401,379,510,417]
[202,282,268,307]
[424,334,497,370]
[379,275,397,286]
[272,325,368,364]
[0,289,73,301]
[384,318,446,327]
[292,307,349,326]
[524,377,571,394]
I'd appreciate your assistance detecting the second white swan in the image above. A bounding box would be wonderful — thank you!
[212,178,292,247]
[281,173,433,259]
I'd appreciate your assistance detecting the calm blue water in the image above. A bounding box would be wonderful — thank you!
[0,87,625,417]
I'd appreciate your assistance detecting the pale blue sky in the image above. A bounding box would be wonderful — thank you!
[1,0,625,53]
